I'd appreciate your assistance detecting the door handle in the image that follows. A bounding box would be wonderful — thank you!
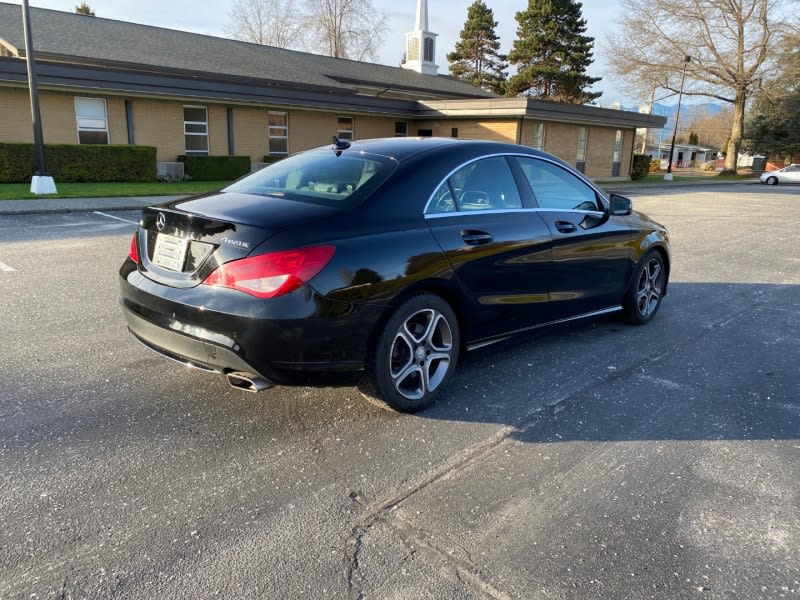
[554,221,577,234]
[461,230,493,245]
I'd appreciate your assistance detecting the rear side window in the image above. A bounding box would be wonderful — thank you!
[515,157,600,212]
[426,156,522,215]
[224,150,395,207]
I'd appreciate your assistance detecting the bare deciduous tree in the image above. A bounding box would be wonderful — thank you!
[303,0,387,61]
[225,0,303,49]
[605,0,789,172]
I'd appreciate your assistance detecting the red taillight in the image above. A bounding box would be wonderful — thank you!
[128,232,139,264]
[202,245,335,298]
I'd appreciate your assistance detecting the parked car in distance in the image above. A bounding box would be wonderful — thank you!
[119,137,670,413]
[760,164,800,185]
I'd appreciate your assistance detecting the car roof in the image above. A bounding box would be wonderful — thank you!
[319,136,548,164]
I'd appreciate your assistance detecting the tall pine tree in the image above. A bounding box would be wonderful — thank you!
[447,1,507,95]
[506,0,601,104]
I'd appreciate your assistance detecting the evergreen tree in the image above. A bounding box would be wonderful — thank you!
[447,1,508,94]
[74,2,95,15]
[506,0,601,104]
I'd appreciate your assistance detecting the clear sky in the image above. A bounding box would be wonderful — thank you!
[20,0,630,105]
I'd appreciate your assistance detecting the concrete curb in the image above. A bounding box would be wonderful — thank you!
[0,196,186,216]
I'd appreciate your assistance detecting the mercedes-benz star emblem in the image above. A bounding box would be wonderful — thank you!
[156,212,166,231]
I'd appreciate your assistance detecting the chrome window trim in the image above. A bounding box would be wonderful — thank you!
[423,152,609,217]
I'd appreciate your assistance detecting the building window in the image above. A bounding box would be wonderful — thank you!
[576,127,588,162]
[268,111,289,156]
[531,122,546,150]
[451,127,459,138]
[74,97,109,144]
[417,129,433,137]
[613,130,623,162]
[337,116,354,140]
[423,37,434,62]
[394,122,408,137]
[184,105,209,155]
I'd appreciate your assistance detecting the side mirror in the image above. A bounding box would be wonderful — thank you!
[609,193,632,216]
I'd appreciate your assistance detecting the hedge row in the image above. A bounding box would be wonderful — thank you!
[0,143,157,183]
[630,154,651,180]
[178,155,251,181]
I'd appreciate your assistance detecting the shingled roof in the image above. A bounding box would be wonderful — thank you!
[0,2,494,100]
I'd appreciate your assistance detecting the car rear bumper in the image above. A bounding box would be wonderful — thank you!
[119,264,385,385]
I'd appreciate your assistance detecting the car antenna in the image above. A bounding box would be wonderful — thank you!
[332,136,350,156]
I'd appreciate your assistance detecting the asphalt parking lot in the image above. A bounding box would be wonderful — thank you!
[1,183,798,599]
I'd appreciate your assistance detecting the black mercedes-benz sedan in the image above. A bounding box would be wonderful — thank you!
[119,137,670,412]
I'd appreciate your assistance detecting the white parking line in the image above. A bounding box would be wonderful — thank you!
[93,211,139,225]
[0,260,15,272]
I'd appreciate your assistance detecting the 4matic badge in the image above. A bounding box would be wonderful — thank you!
[220,238,251,249]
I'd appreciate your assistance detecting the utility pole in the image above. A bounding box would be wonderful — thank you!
[21,0,57,194]
[664,55,691,182]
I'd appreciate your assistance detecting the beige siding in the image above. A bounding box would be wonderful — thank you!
[291,111,338,152]
[207,104,228,156]
[585,127,616,178]
[132,99,184,161]
[414,119,519,142]
[232,106,269,161]
[106,96,128,144]
[0,87,35,142]
[543,123,577,164]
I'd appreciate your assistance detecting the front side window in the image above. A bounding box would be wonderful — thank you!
[75,97,109,144]
[268,111,288,156]
[531,122,546,150]
[426,156,522,215]
[337,116,354,141]
[184,105,208,155]
[515,157,600,212]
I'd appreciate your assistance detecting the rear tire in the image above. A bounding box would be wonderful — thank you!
[360,294,460,413]
[623,250,666,325]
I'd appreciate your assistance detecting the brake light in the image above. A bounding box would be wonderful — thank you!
[128,232,139,264]
[202,245,335,298]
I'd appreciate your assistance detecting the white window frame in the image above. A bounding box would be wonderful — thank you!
[184,105,209,156]
[74,97,109,144]
[531,122,546,150]
[268,111,289,156]
[337,116,354,141]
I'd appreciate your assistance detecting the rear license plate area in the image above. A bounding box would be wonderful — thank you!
[153,233,189,271]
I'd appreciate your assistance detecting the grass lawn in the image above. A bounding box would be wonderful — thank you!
[0,180,232,201]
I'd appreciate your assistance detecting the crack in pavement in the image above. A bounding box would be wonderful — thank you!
[342,292,777,598]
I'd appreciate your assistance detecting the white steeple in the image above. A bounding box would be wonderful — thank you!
[402,0,438,75]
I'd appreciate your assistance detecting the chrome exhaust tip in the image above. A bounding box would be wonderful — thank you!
[226,371,274,393]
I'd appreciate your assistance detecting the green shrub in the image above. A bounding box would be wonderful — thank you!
[177,155,251,181]
[0,143,156,183]
[261,155,286,164]
[630,154,651,180]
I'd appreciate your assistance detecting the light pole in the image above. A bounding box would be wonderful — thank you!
[21,0,56,194]
[664,55,691,182]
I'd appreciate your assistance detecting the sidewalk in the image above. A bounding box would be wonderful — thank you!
[0,195,186,215]
[0,177,760,216]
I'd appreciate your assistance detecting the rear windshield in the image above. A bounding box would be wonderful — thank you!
[223,149,397,207]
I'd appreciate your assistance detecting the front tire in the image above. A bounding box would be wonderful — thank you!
[361,294,460,413]
[623,251,666,325]
[766,176,779,185]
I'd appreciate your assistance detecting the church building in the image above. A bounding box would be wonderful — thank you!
[0,1,664,179]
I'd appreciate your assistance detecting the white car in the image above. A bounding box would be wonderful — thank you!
[760,164,800,185]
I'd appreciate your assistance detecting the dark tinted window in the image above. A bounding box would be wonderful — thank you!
[224,149,396,207]
[427,156,522,214]
[515,157,600,211]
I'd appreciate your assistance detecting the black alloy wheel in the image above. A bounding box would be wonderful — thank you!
[361,294,460,413]
[624,250,666,325]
